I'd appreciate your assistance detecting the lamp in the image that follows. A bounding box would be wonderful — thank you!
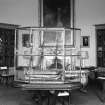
[78,51,89,68]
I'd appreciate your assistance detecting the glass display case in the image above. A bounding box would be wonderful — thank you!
[14,27,87,85]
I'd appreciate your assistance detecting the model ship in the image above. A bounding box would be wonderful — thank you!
[14,27,89,86]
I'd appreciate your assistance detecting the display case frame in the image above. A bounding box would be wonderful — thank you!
[14,27,89,85]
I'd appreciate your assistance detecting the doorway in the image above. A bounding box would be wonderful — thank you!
[96,25,105,67]
[0,23,18,67]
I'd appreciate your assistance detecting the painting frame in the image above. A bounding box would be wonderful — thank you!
[81,36,90,47]
[40,0,71,27]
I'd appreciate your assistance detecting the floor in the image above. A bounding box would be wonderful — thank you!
[0,83,105,105]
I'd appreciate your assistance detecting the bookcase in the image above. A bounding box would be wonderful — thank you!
[0,23,18,67]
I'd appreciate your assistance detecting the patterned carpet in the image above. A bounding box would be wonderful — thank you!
[0,84,104,105]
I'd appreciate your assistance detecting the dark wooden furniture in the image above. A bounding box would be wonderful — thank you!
[95,24,105,94]
[17,82,81,105]
[0,75,14,85]
[95,68,105,92]
[0,67,14,85]
[0,23,19,85]
[0,23,19,67]
[95,24,105,67]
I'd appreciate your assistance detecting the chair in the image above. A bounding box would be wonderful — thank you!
[0,66,14,85]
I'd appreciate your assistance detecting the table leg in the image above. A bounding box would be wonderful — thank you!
[68,91,75,105]
[102,81,105,92]
[48,91,50,105]
[68,91,71,105]
[51,91,59,105]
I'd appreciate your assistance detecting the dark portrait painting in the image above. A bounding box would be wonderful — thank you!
[81,36,90,47]
[43,0,70,28]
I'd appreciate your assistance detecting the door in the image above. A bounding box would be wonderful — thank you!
[0,28,15,67]
[97,29,105,67]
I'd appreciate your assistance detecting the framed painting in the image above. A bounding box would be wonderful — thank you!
[41,0,71,28]
[81,36,90,47]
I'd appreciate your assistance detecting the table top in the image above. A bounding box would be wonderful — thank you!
[17,82,81,91]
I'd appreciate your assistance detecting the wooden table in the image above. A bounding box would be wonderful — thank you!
[0,67,14,85]
[17,82,81,105]
[0,74,14,85]
[97,77,105,92]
